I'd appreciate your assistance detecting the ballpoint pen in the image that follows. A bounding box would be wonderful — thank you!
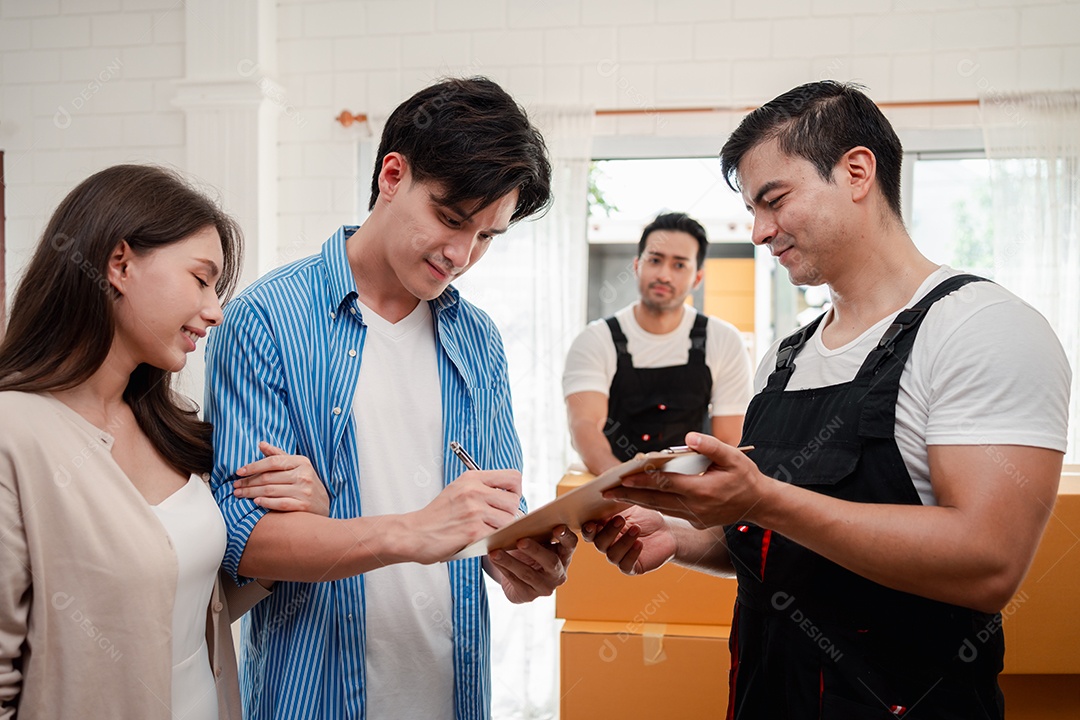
[449,440,480,471]
[450,440,526,519]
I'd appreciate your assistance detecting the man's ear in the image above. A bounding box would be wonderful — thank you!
[841,146,877,204]
[692,267,705,289]
[106,240,134,295]
[377,152,409,203]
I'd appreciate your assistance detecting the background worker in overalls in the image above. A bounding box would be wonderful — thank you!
[583,81,1071,719]
[563,212,753,475]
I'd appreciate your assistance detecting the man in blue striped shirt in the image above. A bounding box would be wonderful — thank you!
[206,77,576,720]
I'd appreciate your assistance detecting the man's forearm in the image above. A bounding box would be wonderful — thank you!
[238,512,415,583]
[746,445,1061,614]
[570,423,621,476]
[671,520,735,577]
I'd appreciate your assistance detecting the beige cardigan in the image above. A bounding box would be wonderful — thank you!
[0,391,267,720]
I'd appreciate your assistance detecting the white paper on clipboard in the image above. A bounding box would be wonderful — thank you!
[448,447,711,561]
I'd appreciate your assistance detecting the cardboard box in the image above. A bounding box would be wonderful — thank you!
[555,472,738,625]
[560,620,730,720]
[557,469,1080,674]
[998,675,1080,719]
[1002,471,1080,674]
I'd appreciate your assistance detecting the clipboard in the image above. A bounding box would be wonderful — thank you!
[448,446,712,560]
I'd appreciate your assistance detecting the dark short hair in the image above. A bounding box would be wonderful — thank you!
[368,76,553,223]
[0,164,243,477]
[720,81,904,219]
[638,212,708,268]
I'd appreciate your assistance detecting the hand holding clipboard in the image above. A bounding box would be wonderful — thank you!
[448,445,718,560]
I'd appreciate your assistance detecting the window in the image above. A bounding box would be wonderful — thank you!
[587,157,759,352]
[910,155,994,279]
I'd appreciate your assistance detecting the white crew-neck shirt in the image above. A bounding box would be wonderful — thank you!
[562,304,753,417]
[754,266,1071,506]
[353,299,454,720]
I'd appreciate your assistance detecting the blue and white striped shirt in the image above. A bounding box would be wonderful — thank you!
[205,226,523,720]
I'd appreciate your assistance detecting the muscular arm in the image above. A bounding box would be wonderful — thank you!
[616,296,1070,613]
[613,435,1061,614]
[752,444,1060,614]
[566,391,621,476]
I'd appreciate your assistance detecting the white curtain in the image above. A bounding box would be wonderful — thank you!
[454,106,593,719]
[980,92,1080,463]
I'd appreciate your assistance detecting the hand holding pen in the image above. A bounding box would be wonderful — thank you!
[449,441,577,601]
[398,444,522,564]
[450,441,524,518]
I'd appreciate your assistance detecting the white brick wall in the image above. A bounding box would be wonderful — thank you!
[31,15,90,48]
[303,1,366,38]
[91,13,153,46]
[694,21,772,61]
[367,0,435,34]
[265,0,1079,259]
[934,8,1019,51]
[1,0,187,296]
[435,0,505,32]
[3,0,1080,298]
[850,15,931,57]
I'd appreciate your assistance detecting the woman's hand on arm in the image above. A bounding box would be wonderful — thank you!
[231,441,331,516]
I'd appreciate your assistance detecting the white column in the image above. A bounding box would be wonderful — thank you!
[172,0,278,405]
[173,0,278,288]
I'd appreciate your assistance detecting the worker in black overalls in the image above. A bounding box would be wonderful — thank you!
[603,310,710,461]
[564,213,750,476]
[582,81,1069,719]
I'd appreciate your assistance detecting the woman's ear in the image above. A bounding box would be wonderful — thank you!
[106,240,133,295]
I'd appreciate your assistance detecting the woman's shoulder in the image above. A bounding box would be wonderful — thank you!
[0,390,61,433]
[0,389,53,414]
[0,392,55,456]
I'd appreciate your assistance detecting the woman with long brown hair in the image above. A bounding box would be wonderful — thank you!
[0,165,324,719]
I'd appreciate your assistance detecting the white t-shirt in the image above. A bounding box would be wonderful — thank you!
[353,299,454,720]
[562,304,754,418]
[754,266,1072,506]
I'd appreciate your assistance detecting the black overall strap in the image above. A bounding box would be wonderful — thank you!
[604,312,714,459]
[605,316,630,358]
[857,274,987,379]
[857,274,989,440]
[688,312,708,359]
[763,313,827,393]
